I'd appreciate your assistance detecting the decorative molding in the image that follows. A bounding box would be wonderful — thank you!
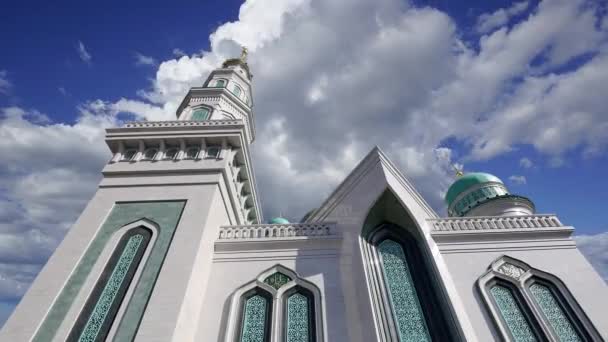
[429,214,563,232]
[496,263,526,280]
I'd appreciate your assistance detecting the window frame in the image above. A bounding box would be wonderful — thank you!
[236,288,274,342]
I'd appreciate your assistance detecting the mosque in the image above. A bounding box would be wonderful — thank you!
[1,51,606,341]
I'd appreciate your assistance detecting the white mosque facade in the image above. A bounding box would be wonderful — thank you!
[1,55,607,342]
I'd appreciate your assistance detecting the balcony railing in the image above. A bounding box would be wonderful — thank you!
[428,215,563,232]
[122,119,242,128]
[218,222,336,240]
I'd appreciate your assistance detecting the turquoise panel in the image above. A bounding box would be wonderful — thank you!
[378,239,431,342]
[241,295,268,342]
[490,285,537,342]
[530,284,581,342]
[263,272,291,290]
[78,234,144,342]
[33,201,186,342]
[191,108,209,121]
[287,293,310,342]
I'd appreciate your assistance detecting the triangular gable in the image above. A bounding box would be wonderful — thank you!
[306,146,438,223]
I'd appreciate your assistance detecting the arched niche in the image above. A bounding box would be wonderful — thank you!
[360,189,464,342]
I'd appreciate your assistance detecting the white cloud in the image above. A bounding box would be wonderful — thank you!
[519,157,533,168]
[509,175,527,185]
[76,41,92,64]
[58,87,68,96]
[476,1,529,34]
[576,232,608,282]
[172,48,186,57]
[134,52,156,66]
[0,70,11,95]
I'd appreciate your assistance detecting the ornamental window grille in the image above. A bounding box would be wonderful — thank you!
[142,148,158,160]
[121,149,137,161]
[228,266,323,342]
[478,256,601,341]
[215,79,227,88]
[191,107,210,121]
[68,227,152,342]
[363,224,454,342]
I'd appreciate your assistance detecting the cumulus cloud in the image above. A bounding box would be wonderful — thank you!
[509,175,527,185]
[134,52,156,66]
[519,157,533,168]
[0,70,11,95]
[576,232,608,281]
[76,41,92,64]
[476,1,529,34]
[172,48,186,57]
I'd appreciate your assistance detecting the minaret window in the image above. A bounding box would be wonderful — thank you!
[121,149,137,161]
[163,148,179,160]
[239,291,272,342]
[232,84,242,98]
[285,288,316,342]
[191,107,210,121]
[478,256,600,341]
[215,79,226,88]
[184,147,200,159]
[68,227,152,342]
[206,146,221,159]
[142,148,158,160]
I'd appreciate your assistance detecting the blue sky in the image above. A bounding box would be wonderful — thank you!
[1,0,607,327]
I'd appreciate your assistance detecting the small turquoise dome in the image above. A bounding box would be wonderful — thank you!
[445,172,504,207]
[269,217,290,224]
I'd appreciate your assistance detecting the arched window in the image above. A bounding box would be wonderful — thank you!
[215,79,226,88]
[239,289,272,342]
[478,256,601,341]
[232,84,242,98]
[362,223,454,342]
[191,107,210,121]
[226,266,323,342]
[68,227,152,341]
[284,287,316,342]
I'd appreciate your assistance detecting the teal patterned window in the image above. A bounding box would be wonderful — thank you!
[530,283,582,342]
[378,239,431,342]
[286,292,314,342]
[490,285,537,342]
[240,293,271,342]
[215,79,226,87]
[264,272,291,290]
[191,107,210,121]
[69,227,152,342]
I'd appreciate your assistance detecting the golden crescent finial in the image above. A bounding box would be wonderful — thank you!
[452,164,464,177]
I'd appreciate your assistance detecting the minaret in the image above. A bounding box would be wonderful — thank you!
[0,50,263,341]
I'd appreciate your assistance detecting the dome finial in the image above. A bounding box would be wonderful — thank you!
[240,46,248,62]
[452,164,464,177]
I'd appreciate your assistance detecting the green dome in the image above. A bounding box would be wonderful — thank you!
[445,172,504,206]
[269,217,290,224]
